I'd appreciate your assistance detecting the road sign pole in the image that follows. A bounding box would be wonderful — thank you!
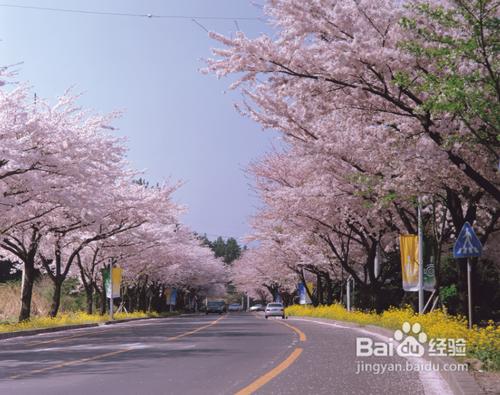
[453,221,482,329]
[467,258,472,329]
[418,198,424,314]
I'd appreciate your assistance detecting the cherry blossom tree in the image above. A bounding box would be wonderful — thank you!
[207,0,499,203]
[0,89,127,320]
[207,0,499,312]
[1,75,227,321]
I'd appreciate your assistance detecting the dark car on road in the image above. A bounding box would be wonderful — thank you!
[228,303,241,312]
[206,300,226,314]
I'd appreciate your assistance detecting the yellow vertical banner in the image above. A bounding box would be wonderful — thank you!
[111,267,122,298]
[399,235,419,292]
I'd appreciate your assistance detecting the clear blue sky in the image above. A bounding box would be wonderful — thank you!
[0,1,275,243]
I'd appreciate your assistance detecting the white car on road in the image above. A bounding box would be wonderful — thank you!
[264,303,285,319]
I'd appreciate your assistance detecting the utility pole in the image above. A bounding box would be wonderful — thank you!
[418,198,424,314]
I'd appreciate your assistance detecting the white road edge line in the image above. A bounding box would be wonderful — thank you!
[289,317,453,395]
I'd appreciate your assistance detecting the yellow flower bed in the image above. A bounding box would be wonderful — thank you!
[286,304,500,370]
[0,311,159,333]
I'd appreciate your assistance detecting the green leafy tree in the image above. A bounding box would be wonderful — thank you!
[224,238,242,265]
[400,0,499,152]
[199,235,242,265]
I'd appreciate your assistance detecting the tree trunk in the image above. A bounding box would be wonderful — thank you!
[95,292,100,314]
[85,286,93,315]
[371,283,384,313]
[19,259,36,322]
[316,273,324,305]
[128,287,134,312]
[99,284,106,315]
[325,275,334,305]
[49,280,63,317]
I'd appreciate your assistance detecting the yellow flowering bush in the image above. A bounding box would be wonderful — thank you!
[0,311,160,333]
[286,304,500,370]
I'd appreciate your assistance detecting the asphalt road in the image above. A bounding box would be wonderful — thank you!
[0,313,452,395]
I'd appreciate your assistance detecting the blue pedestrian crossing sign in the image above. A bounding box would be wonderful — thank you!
[453,222,482,258]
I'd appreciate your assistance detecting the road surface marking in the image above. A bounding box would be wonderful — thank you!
[22,316,202,347]
[23,317,176,346]
[290,317,453,395]
[26,331,97,346]
[234,347,303,395]
[279,322,307,342]
[166,315,225,341]
[8,348,131,380]
[289,317,349,329]
[8,316,223,380]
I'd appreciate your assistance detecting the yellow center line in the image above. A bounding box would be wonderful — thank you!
[9,348,131,380]
[166,315,225,341]
[25,316,181,346]
[279,322,307,342]
[8,316,224,380]
[27,331,93,346]
[234,348,303,395]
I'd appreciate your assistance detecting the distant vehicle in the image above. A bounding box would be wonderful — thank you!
[265,303,285,319]
[228,303,241,312]
[206,300,226,314]
[249,304,264,312]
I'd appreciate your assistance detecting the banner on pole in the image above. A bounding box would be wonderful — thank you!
[103,267,122,299]
[298,283,312,305]
[165,288,177,305]
[423,258,436,292]
[170,288,177,306]
[400,235,419,292]
[400,235,436,292]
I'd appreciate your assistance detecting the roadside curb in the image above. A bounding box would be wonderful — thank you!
[288,315,484,395]
[0,315,177,341]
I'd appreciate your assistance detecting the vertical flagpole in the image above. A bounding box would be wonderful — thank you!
[418,198,424,314]
[109,264,114,320]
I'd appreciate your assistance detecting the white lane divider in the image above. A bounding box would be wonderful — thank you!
[288,317,350,329]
